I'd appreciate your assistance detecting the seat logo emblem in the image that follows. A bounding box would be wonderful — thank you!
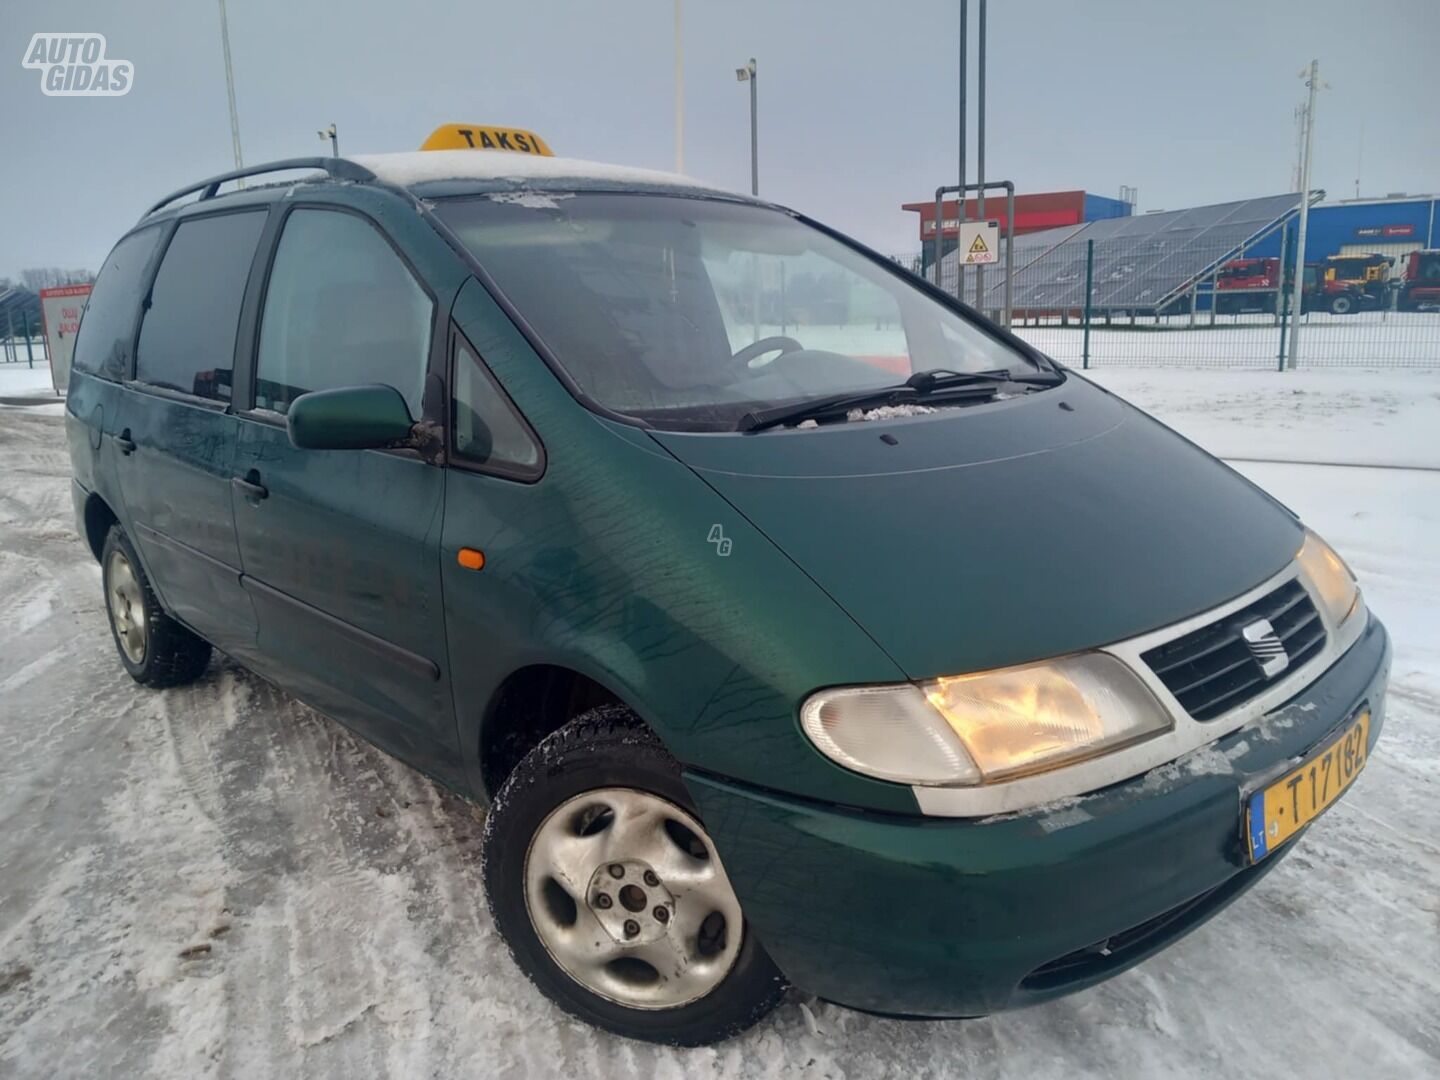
[1242,618,1289,678]
[706,525,732,557]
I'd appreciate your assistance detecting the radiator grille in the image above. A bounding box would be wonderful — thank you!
[1141,579,1325,721]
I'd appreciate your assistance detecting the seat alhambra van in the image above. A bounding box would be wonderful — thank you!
[66,133,1389,1046]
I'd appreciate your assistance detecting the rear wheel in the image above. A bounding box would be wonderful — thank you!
[481,707,787,1045]
[1329,293,1355,315]
[101,526,211,687]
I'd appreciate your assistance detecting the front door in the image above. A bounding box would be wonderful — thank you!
[113,209,267,654]
[229,206,455,779]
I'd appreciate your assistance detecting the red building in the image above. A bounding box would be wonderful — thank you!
[903,190,1132,265]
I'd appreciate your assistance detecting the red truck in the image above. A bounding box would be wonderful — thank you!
[1214,257,1282,314]
[1214,252,1400,315]
[1396,249,1440,311]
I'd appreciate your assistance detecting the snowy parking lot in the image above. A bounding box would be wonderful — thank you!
[0,365,1436,1078]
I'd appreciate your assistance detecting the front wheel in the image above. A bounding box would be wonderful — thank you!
[1329,293,1355,315]
[481,707,787,1045]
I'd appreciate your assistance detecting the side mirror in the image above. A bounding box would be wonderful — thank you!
[286,384,415,450]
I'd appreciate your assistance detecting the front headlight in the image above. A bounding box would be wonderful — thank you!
[801,653,1171,787]
[1296,529,1361,627]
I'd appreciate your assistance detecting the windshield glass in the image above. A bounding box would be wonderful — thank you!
[436,193,1045,431]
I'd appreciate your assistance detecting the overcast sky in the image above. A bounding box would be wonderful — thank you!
[3,0,1436,279]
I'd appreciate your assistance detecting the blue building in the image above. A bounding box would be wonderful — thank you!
[1244,193,1438,264]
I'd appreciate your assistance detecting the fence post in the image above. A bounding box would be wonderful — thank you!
[21,310,34,368]
[1275,221,1288,326]
[1276,279,1289,371]
[1082,238,1095,369]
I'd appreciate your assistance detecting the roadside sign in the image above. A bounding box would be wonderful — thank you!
[40,283,90,395]
[420,124,553,155]
[959,220,999,265]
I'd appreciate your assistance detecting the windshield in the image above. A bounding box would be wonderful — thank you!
[436,193,1046,431]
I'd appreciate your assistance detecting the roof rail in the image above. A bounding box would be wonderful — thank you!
[141,156,376,220]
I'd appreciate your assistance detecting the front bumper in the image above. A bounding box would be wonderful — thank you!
[687,614,1390,1018]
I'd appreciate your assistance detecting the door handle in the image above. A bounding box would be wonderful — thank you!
[231,472,268,501]
[115,429,136,455]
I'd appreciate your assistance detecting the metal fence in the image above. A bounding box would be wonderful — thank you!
[891,237,1440,370]
[0,336,47,367]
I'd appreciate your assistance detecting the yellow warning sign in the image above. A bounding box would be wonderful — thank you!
[959,220,999,265]
[420,124,553,155]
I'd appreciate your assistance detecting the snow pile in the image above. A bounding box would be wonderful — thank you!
[485,191,575,210]
[845,403,937,422]
[0,363,61,415]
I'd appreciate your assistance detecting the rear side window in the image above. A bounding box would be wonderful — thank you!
[135,211,265,401]
[71,226,162,380]
[254,209,433,415]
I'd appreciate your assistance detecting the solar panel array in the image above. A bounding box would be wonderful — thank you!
[938,192,1304,314]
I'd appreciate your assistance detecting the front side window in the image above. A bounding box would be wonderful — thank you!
[135,211,266,400]
[452,333,542,478]
[72,226,162,380]
[435,193,1042,431]
[255,209,432,415]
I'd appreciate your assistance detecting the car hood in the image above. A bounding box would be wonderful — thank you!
[649,376,1302,680]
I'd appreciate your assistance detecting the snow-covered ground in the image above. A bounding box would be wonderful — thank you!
[0,371,1436,1078]
[0,362,58,400]
[1016,311,1440,370]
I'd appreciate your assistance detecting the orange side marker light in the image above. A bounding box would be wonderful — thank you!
[457,547,486,571]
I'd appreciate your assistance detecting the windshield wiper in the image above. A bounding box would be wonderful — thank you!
[737,367,1061,432]
[737,381,999,432]
[905,367,1063,392]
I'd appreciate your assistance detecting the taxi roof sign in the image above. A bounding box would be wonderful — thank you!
[421,124,552,156]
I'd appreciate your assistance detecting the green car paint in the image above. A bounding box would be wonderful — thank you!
[691,615,1388,1016]
[65,161,1388,1019]
[442,276,921,812]
[286,384,416,449]
[650,378,1305,680]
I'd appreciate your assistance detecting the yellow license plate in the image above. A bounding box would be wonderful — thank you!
[1247,709,1370,862]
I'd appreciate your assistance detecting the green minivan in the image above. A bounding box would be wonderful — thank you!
[66,145,1389,1046]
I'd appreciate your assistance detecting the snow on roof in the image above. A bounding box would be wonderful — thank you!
[350,150,731,195]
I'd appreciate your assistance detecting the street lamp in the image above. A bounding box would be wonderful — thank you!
[317,123,338,157]
[735,58,757,196]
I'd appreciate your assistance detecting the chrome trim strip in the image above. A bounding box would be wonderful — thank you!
[912,559,1366,818]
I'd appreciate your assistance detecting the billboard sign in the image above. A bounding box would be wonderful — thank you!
[40,283,90,394]
[1354,224,1415,239]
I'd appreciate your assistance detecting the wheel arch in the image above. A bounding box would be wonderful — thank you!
[82,492,119,562]
[477,663,632,800]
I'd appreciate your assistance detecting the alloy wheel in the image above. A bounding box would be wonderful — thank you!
[105,549,148,664]
[523,787,744,1009]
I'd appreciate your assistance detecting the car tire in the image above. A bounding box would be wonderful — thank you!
[101,525,212,687]
[481,705,788,1046]
[1329,294,1354,315]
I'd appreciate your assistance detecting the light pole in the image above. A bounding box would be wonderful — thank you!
[317,123,338,157]
[975,0,987,314]
[675,0,685,172]
[735,58,758,196]
[956,0,967,296]
[1285,59,1324,371]
[216,0,243,172]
